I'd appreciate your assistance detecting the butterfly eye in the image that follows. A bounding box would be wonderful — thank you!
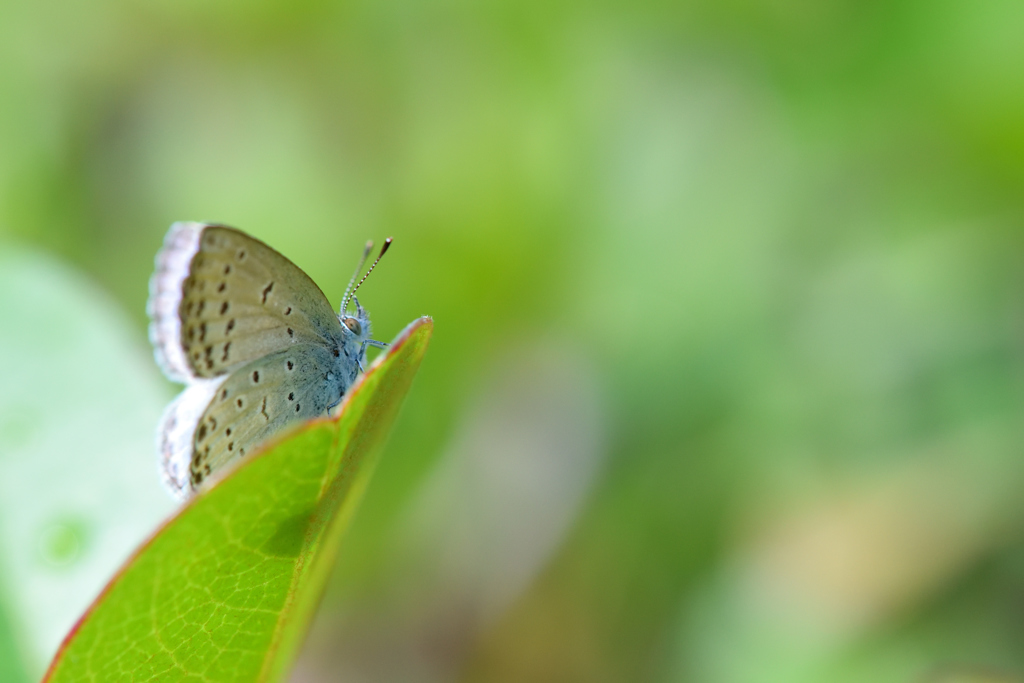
[344,318,362,335]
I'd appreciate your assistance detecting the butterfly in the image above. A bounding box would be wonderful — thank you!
[147,222,390,499]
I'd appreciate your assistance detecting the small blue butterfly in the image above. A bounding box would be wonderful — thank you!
[147,222,390,499]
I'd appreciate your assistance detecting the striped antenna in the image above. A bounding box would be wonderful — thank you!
[344,237,392,311]
[340,240,374,314]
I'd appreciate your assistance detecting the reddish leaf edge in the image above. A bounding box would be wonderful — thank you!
[42,315,433,681]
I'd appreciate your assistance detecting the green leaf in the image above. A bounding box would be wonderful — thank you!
[43,316,433,683]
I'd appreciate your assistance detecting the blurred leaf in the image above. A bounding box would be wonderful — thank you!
[0,248,176,677]
[922,668,1024,683]
[0,596,30,683]
[43,317,432,683]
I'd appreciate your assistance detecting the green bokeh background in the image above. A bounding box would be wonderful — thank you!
[2,1,1024,682]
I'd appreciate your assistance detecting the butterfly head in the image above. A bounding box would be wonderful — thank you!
[340,296,372,343]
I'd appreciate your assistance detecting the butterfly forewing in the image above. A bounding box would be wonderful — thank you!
[150,223,343,380]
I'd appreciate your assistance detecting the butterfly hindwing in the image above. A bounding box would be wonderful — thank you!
[149,222,344,381]
[188,343,348,492]
[156,377,227,498]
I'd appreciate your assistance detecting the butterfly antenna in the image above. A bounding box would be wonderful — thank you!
[346,237,392,308]
[340,240,374,313]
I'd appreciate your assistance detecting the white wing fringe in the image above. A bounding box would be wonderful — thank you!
[147,221,204,382]
[157,377,226,499]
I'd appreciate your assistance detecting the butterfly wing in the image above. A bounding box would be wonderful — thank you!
[157,376,226,496]
[189,344,347,492]
[149,221,357,499]
[159,342,349,498]
[148,222,344,381]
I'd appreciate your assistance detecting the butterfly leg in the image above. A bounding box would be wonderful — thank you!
[365,340,389,349]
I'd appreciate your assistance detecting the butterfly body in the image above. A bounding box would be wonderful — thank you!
[148,222,382,499]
